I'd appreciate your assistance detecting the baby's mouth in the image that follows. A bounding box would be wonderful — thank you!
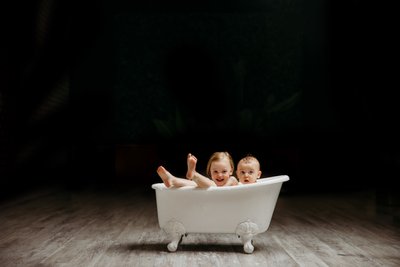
[216,178,224,182]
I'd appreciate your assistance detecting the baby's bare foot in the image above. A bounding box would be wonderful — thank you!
[186,153,197,179]
[157,166,173,188]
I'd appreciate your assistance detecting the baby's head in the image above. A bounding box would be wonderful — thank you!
[236,155,262,184]
[206,152,234,186]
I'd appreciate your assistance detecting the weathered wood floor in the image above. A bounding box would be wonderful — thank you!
[1,186,399,267]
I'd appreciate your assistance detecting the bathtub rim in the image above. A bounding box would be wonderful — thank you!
[151,174,289,191]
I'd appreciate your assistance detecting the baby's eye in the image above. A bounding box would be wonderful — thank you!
[241,171,245,175]
[249,171,254,174]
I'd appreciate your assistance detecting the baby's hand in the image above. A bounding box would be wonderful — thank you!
[227,176,239,186]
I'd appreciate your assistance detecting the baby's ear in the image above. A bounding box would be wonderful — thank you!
[258,170,262,178]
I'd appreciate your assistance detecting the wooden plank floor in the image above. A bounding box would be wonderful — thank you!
[1,186,399,267]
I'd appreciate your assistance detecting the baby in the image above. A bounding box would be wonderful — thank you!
[236,155,262,184]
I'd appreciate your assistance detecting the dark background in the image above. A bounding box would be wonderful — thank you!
[1,1,398,199]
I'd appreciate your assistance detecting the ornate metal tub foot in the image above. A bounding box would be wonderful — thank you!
[163,220,186,252]
[236,220,259,254]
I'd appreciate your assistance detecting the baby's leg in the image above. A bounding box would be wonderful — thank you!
[186,153,197,179]
[157,166,173,187]
[157,166,196,188]
[191,172,217,188]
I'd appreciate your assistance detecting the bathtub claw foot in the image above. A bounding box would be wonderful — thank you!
[236,221,259,254]
[163,220,186,252]
[167,239,179,252]
[243,240,254,254]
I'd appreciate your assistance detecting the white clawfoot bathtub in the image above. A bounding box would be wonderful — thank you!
[152,175,289,253]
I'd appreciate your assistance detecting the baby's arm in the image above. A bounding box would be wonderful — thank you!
[224,176,239,186]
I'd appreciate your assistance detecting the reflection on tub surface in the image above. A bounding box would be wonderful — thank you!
[152,175,289,253]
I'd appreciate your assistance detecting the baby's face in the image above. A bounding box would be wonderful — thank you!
[210,158,233,186]
[236,161,261,184]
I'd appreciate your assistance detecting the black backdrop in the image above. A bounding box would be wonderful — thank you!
[1,0,398,196]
